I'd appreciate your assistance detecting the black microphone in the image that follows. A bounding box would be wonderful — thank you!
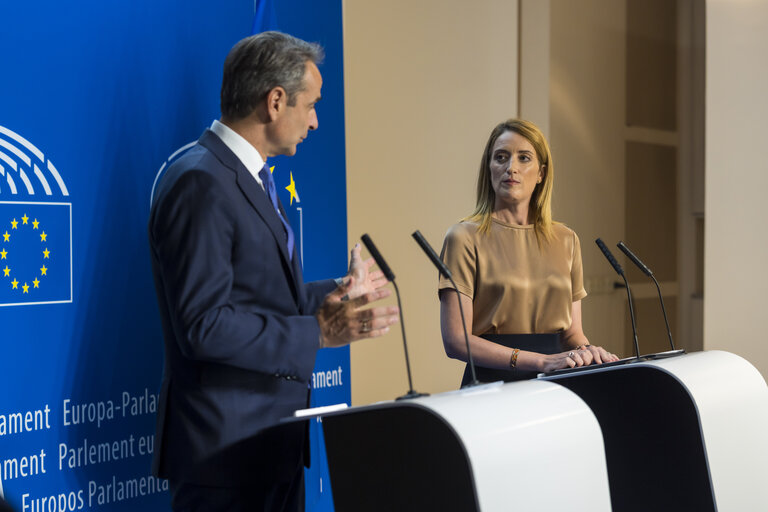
[411,230,479,387]
[595,238,641,359]
[411,230,451,279]
[617,241,676,351]
[361,234,395,282]
[361,234,427,400]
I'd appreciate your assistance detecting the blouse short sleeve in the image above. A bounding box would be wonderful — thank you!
[438,223,476,298]
[571,231,587,302]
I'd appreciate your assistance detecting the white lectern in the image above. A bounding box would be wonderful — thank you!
[292,350,766,511]
[542,350,768,511]
[321,380,611,511]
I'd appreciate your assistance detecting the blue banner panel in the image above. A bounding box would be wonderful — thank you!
[1,1,348,511]
[0,1,252,510]
[259,2,350,509]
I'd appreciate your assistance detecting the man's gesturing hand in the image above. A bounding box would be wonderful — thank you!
[343,243,388,301]
[317,275,399,349]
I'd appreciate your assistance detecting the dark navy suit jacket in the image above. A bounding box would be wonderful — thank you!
[149,129,335,486]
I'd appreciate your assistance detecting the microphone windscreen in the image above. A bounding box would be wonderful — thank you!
[411,230,452,279]
[361,234,395,282]
[617,241,653,276]
[595,238,625,276]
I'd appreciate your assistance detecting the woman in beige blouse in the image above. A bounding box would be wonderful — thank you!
[439,119,618,381]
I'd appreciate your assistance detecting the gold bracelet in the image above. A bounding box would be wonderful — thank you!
[509,348,520,369]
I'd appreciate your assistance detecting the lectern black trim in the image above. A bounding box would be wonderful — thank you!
[550,366,716,512]
[322,403,480,512]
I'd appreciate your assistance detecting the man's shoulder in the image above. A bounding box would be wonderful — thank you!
[161,143,232,190]
[169,144,214,174]
[150,143,237,220]
[163,130,237,179]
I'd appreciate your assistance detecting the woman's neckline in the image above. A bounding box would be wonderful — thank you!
[491,218,534,229]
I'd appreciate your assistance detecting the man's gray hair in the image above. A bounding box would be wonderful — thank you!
[220,31,324,120]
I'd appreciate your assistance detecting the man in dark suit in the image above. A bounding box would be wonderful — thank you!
[0,496,13,512]
[148,31,399,511]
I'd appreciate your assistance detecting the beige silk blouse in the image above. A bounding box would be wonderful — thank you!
[439,219,587,335]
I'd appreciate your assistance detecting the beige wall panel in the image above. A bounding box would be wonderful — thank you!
[625,141,678,283]
[520,0,551,134]
[624,296,678,356]
[344,0,519,404]
[626,0,677,130]
[550,0,627,356]
[705,0,768,378]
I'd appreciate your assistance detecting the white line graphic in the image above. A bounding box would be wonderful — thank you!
[5,169,18,194]
[0,125,69,196]
[150,141,196,208]
[297,206,304,266]
[34,164,53,195]
[46,161,68,196]
[0,149,17,170]
[0,137,31,167]
[0,125,44,161]
[19,168,34,194]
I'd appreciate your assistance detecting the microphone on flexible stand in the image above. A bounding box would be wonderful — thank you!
[616,241,677,352]
[411,230,480,387]
[361,234,427,400]
[595,238,641,360]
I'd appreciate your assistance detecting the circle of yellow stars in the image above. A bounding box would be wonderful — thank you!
[2,213,50,294]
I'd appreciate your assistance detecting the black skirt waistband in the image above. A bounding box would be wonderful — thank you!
[461,333,562,386]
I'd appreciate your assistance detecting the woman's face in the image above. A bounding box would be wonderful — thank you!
[489,130,543,211]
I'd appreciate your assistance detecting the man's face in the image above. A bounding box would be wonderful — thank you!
[269,61,322,157]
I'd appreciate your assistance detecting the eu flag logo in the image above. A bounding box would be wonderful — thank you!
[0,201,72,306]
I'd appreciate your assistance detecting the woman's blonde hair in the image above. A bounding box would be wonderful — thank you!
[464,119,555,242]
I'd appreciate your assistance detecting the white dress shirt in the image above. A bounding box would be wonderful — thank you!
[210,119,265,190]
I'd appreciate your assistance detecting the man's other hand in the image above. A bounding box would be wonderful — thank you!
[317,275,399,348]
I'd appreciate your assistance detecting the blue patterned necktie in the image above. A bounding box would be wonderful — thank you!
[258,165,294,260]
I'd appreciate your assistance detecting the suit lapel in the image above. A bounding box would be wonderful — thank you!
[198,130,302,300]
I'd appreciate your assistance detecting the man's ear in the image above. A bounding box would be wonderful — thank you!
[266,86,287,121]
